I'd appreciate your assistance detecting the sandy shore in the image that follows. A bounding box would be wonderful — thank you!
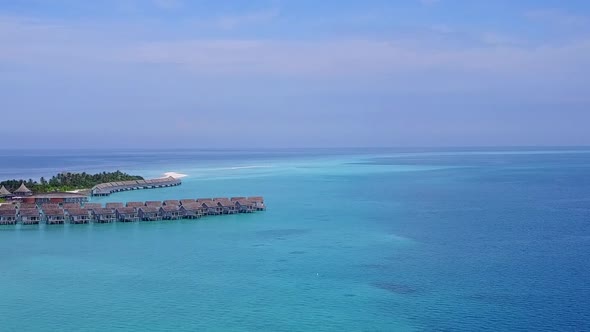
[163,172,188,179]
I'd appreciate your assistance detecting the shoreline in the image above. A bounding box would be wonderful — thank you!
[163,171,188,179]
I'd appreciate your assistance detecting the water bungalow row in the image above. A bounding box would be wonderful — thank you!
[90,177,182,196]
[0,197,265,225]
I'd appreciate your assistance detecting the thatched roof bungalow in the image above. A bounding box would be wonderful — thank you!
[234,199,254,213]
[13,183,33,197]
[213,198,237,214]
[248,196,266,211]
[0,185,13,199]
[201,201,221,215]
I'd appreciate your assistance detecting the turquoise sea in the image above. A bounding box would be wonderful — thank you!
[1,148,589,331]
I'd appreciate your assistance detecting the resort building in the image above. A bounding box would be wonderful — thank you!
[22,192,88,205]
[138,206,162,221]
[92,208,116,223]
[159,205,180,220]
[164,200,180,206]
[67,208,90,224]
[115,207,139,222]
[19,208,40,224]
[201,201,222,215]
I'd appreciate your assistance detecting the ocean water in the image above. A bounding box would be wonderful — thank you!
[0,148,589,331]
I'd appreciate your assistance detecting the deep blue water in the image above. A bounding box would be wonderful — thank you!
[0,148,589,331]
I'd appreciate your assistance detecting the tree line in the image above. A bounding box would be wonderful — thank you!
[0,171,144,193]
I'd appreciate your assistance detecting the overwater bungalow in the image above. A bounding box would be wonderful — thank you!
[67,208,90,224]
[248,197,266,211]
[0,185,13,200]
[179,203,202,219]
[0,206,17,225]
[106,202,124,210]
[159,205,180,220]
[19,208,40,225]
[176,199,197,205]
[13,183,33,197]
[44,208,66,225]
[92,208,116,223]
[164,200,181,206]
[138,206,162,221]
[145,201,162,207]
[201,201,222,215]
[213,198,237,214]
[126,201,144,209]
[234,199,255,213]
[115,207,139,222]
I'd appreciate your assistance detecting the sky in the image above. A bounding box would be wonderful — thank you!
[1,0,589,148]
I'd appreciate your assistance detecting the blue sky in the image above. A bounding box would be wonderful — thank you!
[1,0,589,148]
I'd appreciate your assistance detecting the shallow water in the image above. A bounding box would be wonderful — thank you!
[1,148,589,331]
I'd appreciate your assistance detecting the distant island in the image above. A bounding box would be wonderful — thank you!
[0,171,143,194]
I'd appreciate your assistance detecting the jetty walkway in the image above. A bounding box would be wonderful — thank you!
[0,197,265,225]
[90,176,181,196]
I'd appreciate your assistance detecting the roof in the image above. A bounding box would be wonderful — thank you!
[0,209,16,216]
[14,183,32,193]
[234,199,253,206]
[138,206,160,213]
[92,208,114,215]
[160,205,178,212]
[213,198,233,207]
[126,202,144,207]
[180,203,201,212]
[164,200,180,205]
[0,203,17,210]
[248,196,264,202]
[84,203,102,209]
[0,185,12,196]
[19,203,37,209]
[106,202,124,208]
[230,197,246,201]
[116,207,136,214]
[63,203,81,209]
[67,208,89,216]
[32,192,87,199]
[19,208,39,217]
[179,199,196,205]
[145,201,162,206]
[43,208,65,216]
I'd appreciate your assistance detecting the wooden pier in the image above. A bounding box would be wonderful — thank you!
[0,196,265,226]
